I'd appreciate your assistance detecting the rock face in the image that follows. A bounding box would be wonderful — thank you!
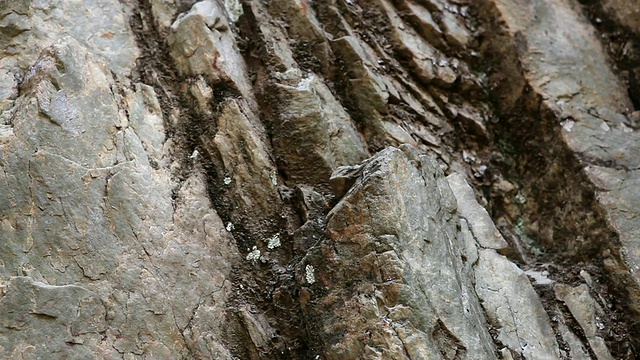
[0,35,237,359]
[301,147,497,359]
[0,0,638,359]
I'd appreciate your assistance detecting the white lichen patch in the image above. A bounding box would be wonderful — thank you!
[189,149,199,159]
[246,246,261,262]
[305,265,316,284]
[515,192,527,204]
[267,233,281,249]
[561,119,575,132]
[269,169,278,186]
[296,74,314,91]
[223,177,232,185]
[226,222,234,232]
[224,0,243,22]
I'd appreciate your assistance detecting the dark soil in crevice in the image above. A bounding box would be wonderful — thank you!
[313,0,479,159]
[469,0,637,356]
[128,0,202,198]
[128,2,302,359]
[206,5,327,359]
[533,263,636,359]
[577,0,640,113]
[127,0,638,357]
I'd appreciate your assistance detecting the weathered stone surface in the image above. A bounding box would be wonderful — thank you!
[556,314,591,360]
[272,73,369,188]
[150,0,182,33]
[400,1,446,50]
[265,0,331,71]
[2,0,639,358]
[0,276,105,359]
[0,35,237,358]
[482,0,640,336]
[555,284,614,360]
[244,0,298,71]
[475,249,560,359]
[420,0,471,50]
[168,1,252,99]
[331,35,417,148]
[0,0,139,112]
[329,163,366,198]
[201,98,283,235]
[377,0,457,87]
[448,173,508,250]
[449,173,560,359]
[126,83,167,165]
[302,146,497,359]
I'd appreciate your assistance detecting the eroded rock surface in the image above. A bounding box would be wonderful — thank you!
[301,147,497,359]
[479,0,640,354]
[0,0,638,358]
[1,11,237,360]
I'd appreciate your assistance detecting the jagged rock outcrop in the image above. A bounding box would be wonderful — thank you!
[300,146,497,359]
[0,0,638,359]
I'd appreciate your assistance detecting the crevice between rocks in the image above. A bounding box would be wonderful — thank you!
[128,2,321,358]
[119,0,639,358]
[128,0,202,205]
[127,1,241,359]
[468,0,638,357]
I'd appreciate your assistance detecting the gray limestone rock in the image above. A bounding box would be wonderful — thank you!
[555,284,614,360]
[200,98,284,237]
[449,173,560,360]
[168,1,253,100]
[331,35,417,148]
[265,0,331,71]
[0,0,138,113]
[375,0,457,87]
[557,313,591,360]
[447,173,508,250]
[244,0,298,71]
[0,276,104,359]
[475,249,560,359]
[482,0,640,340]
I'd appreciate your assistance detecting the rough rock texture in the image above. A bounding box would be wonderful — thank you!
[1,0,638,358]
[301,146,497,359]
[478,0,640,355]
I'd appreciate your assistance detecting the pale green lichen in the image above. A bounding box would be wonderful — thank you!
[223,177,232,185]
[226,222,234,232]
[267,233,281,249]
[246,246,261,262]
[224,0,243,22]
[305,265,316,284]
